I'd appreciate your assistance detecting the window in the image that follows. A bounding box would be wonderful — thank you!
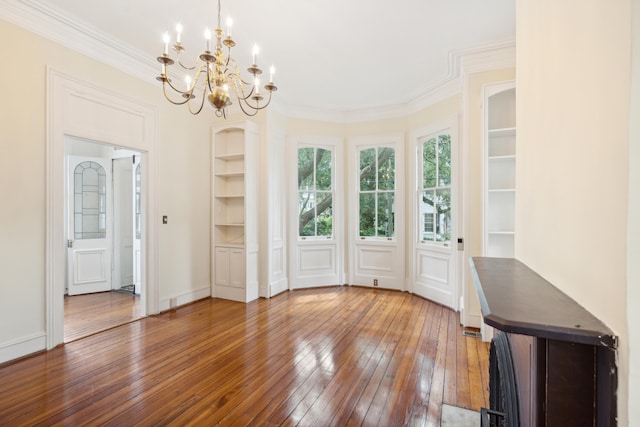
[358,146,395,238]
[298,146,333,237]
[74,161,107,239]
[419,134,451,243]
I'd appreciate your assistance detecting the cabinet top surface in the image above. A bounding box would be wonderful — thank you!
[470,257,617,348]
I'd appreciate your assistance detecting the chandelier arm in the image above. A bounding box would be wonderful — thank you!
[187,83,208,115]
[236,97,260,116]
[176,58,198,71]
[225,57,254,88]
[164,76,190,96]
[229,72,257,101]
[225,71,252,101]
[253,90,274,110]
[205,63,217,94]
[244,90,274,113]
[161,83,192,106]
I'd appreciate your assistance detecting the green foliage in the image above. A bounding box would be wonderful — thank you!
[421,134,451,242]
[358,147,395,238]
[297,135,451,242]
[298,147,333,236]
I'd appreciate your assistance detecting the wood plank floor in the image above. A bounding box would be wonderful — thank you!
[2,287,489,426]
[64,291,143,342]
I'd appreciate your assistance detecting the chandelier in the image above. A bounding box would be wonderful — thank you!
[156,0,277,118]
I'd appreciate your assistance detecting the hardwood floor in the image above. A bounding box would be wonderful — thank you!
[64,290,143,342]
[2,287,489,426]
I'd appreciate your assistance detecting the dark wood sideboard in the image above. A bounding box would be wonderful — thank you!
[470,257,618,426]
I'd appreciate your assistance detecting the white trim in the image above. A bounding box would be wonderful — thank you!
[265,127,288,298]
[159,285,211,312]
[347,132,405,290]
[0,332,46,365]
[288,134,345,289]
[408,117,461,310]
[0,0,514,123]
[0,0,158,90]
[46,68,159,350]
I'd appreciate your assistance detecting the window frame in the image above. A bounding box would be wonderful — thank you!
[356,144,397,240]
[297,143,336,240]
[417,131,452,246]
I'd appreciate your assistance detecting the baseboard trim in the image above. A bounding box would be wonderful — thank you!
[270,278,289,297]
[159,286,211,312]
[0,332,46,365]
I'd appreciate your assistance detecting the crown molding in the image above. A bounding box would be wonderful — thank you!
[0,0,515,123]
[278,39,515,123]
[0,0,159,87]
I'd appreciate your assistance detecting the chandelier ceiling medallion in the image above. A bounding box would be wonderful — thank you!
[156,0,277,118]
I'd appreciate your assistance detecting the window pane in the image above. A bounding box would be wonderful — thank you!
[423,138,437,188]
[421,191,435,241]
[298,191,316,236]
[298,147,314,190]
[359,193,375,236]
[359,148,376,191]
[438,135,451,187]
[435,188,451,242]
[377,192,394,237]
[378,148,395,191]
[316,148,332,190]
[316,192,333,236]
[74,161,107,239]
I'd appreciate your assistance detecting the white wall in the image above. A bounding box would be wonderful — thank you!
[627,1,640,424]
[515,1,632,424]
[0,19,212,357]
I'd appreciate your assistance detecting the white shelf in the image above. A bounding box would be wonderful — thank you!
[215,172,244,178]
[484,81,516,259]
[488,127,516,137]
[215,243,245,249]
[488,155,516,161]
[212,121,259,303]
[216,153,244,161]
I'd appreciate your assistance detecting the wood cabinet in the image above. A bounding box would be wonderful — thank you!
[483,81,516,258]
[212,121,259,303]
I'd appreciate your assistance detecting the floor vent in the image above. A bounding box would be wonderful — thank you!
[462,327,482,338]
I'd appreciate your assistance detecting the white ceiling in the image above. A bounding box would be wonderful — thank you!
[5,0,515,115]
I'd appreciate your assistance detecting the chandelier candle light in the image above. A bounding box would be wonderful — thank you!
[156,0,277,118]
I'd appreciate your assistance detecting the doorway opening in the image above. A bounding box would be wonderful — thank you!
[64,137,144,342]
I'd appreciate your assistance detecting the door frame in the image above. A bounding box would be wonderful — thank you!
[347,132,405,290]
[111,153,139,293]
[46,68,159,349]
[288,134,344,289]
[408,116,461,310]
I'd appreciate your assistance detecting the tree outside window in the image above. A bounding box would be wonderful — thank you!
[298,147,333,237]
[358,147,395,238]
[420,134,451,243]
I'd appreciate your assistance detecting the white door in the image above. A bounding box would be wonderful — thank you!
[289,138,343,289]
[410,121,459,309]
[348,134,405,290]
[113,157,134,291]
[133,160,142,294]
[67,156,112,295]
